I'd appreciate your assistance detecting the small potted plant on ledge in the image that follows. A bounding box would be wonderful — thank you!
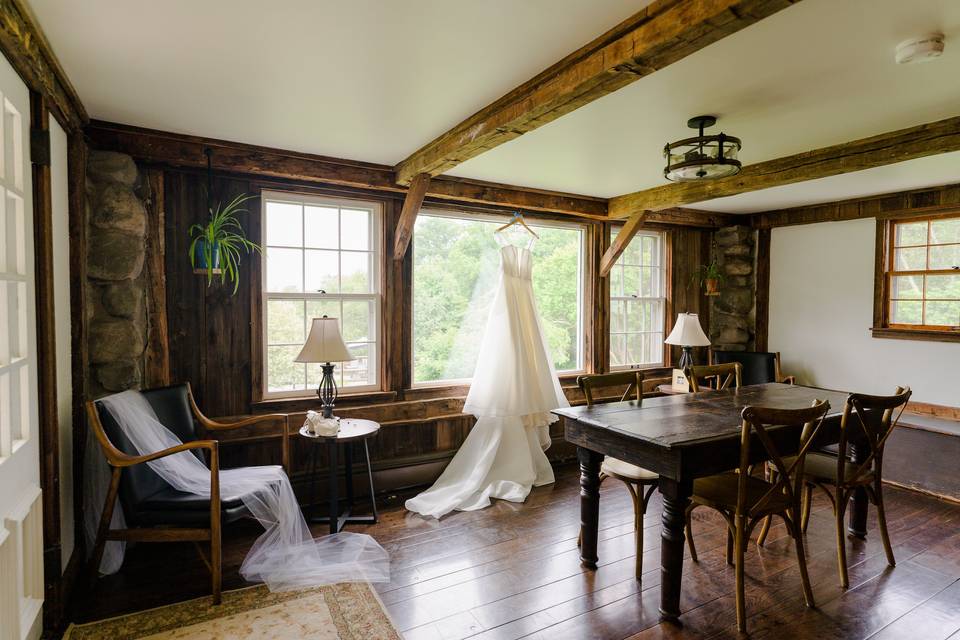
[189,193,262,294]
[694,261,724,296]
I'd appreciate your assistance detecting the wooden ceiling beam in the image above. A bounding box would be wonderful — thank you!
[610,115,960,218]
[393,0,802,186]
[600,211,648,277]
[394,173,431,260]
[86,120,606,218]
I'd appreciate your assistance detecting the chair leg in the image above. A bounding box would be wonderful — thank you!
[684,504,698,562]
[792,511,815,608]
[88,467,122,587]
[835,489,850,589]
[734,516,747,633]
[757,515,773,547]
[632,487,644,580]
[726,528,734,566]
[874,481,896,567]
[801,483,813,533]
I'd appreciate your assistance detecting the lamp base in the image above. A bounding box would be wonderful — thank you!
[678,346,696,371]
[316,362,338,419]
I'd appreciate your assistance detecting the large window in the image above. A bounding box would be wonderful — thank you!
[609,228,666,368]
[412,210,584,385]
[882,214,960,331]
[261,192,381,398]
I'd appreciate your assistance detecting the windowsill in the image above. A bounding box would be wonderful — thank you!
[252,390,398,412]
[871,326,960,343]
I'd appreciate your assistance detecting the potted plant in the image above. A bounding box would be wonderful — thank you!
[694,261,724,296]
[189,193,262,294]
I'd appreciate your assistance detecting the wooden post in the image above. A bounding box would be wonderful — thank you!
[393,173,430,260]
[144,168,171,387]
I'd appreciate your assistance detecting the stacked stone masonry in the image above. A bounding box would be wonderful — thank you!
[709,225,757,352]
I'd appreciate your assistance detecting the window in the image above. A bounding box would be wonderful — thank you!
[881,214,960,332]
[412,210,584,385]
[261,192,381,398]
[608,228,666,368]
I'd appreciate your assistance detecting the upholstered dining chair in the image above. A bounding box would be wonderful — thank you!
[686,362,742,393]
[576,371,658,580]
[86,383,287,604]
[757,387,911,588]
[711,350,795,386]
[684,400,830,633]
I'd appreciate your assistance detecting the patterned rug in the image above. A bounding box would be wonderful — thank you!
[63,583,400,640]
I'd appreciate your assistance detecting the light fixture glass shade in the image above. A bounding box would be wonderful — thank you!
[664,134,741,181]
[664,313,711,347]
[294,316,354,363]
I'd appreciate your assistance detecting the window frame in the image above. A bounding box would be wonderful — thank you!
[873,210,960,343]
[410,207,587,388]
[260,190,383,400]
[607,227,668,371]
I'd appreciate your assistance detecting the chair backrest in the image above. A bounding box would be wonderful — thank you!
[836,387,912,485]
[712,350,780,386]
[92,384,201,511]
[686,362,742,392]
[737,400,831,518]
[577,371,644,407]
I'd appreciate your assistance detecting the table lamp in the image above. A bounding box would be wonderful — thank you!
[664,313,710,370]
[295,316,354,419]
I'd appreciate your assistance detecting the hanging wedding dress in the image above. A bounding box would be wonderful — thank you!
[405,232,569,519]
[85,391,389,590]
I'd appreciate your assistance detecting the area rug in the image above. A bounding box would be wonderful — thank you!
[63,583,400,640]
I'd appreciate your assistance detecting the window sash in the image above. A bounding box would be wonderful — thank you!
[609,230,667,369]
[261,192,382,399]
[886,216,960,330]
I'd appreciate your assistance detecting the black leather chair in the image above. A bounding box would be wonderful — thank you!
[711,350,795,387]
[86,383,286,604]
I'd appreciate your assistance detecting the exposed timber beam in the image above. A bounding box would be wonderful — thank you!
[85,121,607,219]
[393,0,801,186]
[600,210,648,277]
[610,115,960,218]
[394,173,431,259]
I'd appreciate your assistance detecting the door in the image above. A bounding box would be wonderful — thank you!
[0,42,42,640]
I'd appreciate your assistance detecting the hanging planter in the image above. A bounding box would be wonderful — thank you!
[192,237,222,275]
[694,262,724,297]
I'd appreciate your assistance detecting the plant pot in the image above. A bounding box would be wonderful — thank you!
[194,238,222,275]
[704,278,720,296]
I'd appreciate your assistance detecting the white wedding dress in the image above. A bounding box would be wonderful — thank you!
[405,232,569,519]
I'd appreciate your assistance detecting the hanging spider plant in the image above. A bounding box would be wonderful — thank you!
[188,193,262,294]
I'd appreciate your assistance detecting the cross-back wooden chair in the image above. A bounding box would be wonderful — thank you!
[758,387,911,588]
[86,383,287,605]
[576,371,658,580]
[684,400,830,633]
[686,361,742,393]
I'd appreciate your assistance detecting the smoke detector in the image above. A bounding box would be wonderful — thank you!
[895,34,945,64]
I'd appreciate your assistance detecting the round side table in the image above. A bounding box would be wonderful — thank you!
[299,418,380,535]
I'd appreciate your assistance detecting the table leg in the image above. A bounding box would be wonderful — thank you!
[345,443,354,508]
[659,477,693,624]
[848,443,868,538]
[308,440,320,521]
[328,440,339,536]
[364,440,378,522]
[577,446,603,569]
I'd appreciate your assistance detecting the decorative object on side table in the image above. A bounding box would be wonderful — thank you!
[665,312,711,373]
[295,316,354,421]
[188,148,261,293]
[299,419,380,534]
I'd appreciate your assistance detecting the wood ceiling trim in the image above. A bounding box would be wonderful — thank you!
[393,0,802,186]
[610,115,960,219]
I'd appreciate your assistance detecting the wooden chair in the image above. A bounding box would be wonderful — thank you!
[711,350,795,386]
[758,387,911,588]
[684,400,830,633]
[685,361,742,392]
[86,383,287,604]
[576,371,658,580]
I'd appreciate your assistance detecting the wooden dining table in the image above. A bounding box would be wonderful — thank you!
[553,382,869,624]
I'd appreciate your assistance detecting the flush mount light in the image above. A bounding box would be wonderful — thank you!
[663,115,742,182]
[895,34,945,64]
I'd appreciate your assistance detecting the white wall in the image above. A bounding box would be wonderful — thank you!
[50,118,74,570]
[770,218,960,406]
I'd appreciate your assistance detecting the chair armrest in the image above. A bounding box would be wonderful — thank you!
[780,375,796,385]
[196,413,288,432]
[112,439,219,469]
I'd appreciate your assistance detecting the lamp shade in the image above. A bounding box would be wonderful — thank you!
[294,316,354,363]
[664,313,711,347]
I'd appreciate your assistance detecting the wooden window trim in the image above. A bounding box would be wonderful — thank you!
[872,213,960,343]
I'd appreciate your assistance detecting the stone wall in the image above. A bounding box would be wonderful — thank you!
[86,151,150,397]
[709,225,756,352]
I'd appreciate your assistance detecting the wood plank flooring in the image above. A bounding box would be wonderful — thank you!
[75,463,960,639]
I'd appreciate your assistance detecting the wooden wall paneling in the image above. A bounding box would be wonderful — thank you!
[584,221,606,374]
[143,168,170,387]
[663,229,675,368]
[873,217,890,330]
[754,227,771,351]
[29,92,63,630]
[665,228,707,365]
[381,198,406,394]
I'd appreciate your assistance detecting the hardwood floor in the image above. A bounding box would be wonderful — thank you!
[75,463,960,639]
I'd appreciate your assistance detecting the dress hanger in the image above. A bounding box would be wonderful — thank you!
[495,211,540,239]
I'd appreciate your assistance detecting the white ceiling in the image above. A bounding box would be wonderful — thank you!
[27,0,960,214]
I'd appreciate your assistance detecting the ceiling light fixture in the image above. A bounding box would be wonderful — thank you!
[663,115,741,182]
[895,34,945,64]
